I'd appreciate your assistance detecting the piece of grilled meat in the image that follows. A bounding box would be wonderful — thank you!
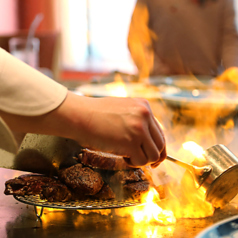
[78,148,131,171]
[41,182,75,202]
[58,163,104,196]
[4,174,60,196]
[92,184,115,200]
[107,168,149,200]
[123,181,150,199]
[109,168,147,185]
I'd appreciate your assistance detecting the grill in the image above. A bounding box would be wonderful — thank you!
[14,195,144,218]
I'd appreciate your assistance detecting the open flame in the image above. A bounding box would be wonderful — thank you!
[131,188,176,224]
[36,68,238,233]
[105,74,128,97]
[103,75,219,223]
[182,141,204,159]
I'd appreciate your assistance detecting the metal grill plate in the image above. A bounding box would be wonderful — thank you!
[14,195,144,210]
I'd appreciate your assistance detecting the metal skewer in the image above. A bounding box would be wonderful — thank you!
[166,155,212,188]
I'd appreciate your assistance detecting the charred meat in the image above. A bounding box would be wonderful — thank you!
[4,174,60,196]
[41,182,74,202]
[4,148,154,203]
[123,181,150,199]
[92,184,116,200]
[109,168,147,185]
[58,163,104,195]
[78,148,131,171]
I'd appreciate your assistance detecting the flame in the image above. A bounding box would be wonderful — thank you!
[105,75,128,97]
[131,188,176,225]
[103,73,217,223]
[182,141,206,161]
[34,67,238,229]
[169,141,214,218]
[216,67,238,87]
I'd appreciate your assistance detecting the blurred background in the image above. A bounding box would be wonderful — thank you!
[0,0,138,82]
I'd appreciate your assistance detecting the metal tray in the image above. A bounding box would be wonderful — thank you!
[14,194,143,210]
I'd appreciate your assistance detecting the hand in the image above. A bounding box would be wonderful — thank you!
[0,91,167,168]
[61,92,167,168]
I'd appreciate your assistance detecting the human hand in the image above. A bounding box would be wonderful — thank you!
[61,92,166,168]
[1,91,166,168]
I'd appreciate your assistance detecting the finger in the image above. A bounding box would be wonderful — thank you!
[146,116,166,167]
[150,116,166,153]
[151,147,167,168]
[128,115,165,166]
[123,146,148,168]
[141,133,160,164]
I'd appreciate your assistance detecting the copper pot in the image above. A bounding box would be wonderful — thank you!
[200,144,238,208]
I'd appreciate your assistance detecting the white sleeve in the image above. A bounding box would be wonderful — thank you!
[0,48,68,116]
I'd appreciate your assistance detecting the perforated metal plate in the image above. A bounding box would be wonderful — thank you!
[14,194,144,210]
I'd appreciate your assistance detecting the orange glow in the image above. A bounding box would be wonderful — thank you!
[34,69,238,227]
[114,187,176,225]
[105,75,128,97]
[131,188,176,225]
[182,141,206,161]
[172,141,214,218]
[103,74,216,224]
[216,67,238,87]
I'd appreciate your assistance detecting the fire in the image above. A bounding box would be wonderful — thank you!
[163,141,214,218]
[216,67,238,87]
[103,73,217,223]
[182,141,206,162]
[105,75,128,97]
[131,188,176,225]
[182,141,204,157]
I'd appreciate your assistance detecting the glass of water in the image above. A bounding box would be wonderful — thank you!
[9,37,40,69]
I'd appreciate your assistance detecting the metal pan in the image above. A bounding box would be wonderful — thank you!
[198,144,238,208]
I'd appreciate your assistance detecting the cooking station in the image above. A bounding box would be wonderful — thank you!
[1,169,238,238]
[2,74,238,238]
[1,167,238,238]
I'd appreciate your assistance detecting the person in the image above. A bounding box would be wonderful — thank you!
[0,48,166,168]
[128,0,238,80]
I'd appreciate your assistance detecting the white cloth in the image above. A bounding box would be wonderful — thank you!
[0,48,67,116]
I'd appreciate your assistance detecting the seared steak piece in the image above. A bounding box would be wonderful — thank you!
[41,183,74,202]
[92,184,115,200]
[109,168,147,185]
[78,149,131,171]
[58,163,104,195]
[123,181,150,199]
[4,174,59,196]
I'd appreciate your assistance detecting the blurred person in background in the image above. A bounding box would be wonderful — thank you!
[128,0,238,80]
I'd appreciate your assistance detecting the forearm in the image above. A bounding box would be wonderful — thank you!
[1,91,167,167]
[0,91,88,143]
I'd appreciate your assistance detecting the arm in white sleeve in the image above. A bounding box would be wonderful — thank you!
[0,48,68,116]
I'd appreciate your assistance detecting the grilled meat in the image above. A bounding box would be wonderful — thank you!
[123,181,150,199]
[108,169,149,200]
[4,174,59,196]
[109,168,147,185]
[78,148,131,171]
[41,182,74,202]
[4,148,153,203]
[58,163,104,195]
[92,184,115,200]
